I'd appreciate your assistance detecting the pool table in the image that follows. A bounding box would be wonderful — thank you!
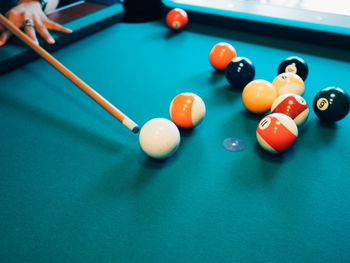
[1,2,350,263]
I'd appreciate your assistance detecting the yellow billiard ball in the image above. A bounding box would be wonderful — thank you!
[242,80,277,114]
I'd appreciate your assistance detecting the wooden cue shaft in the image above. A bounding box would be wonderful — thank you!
[0,14,140,133]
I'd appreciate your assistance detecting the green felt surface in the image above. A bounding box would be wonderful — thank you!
[1,18,350,263]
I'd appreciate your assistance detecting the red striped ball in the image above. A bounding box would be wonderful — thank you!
[256,113,298,153]
[271,93,309,126]
[166,8,188,31]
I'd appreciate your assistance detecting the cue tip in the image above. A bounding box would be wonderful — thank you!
[132,126,140,134]
[123,118,140,134]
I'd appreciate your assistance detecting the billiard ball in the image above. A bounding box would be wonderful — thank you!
[271,93,309,126]
[139,118,180,159]
[256,113,298,153]
[225,57,255,89]
[313,87,350,123]
[166,8,188,31]
[209,42,237,71]
[170,92,206,129]
[242,79,277,114]
[278,56,308,81]
[272,73,305,96]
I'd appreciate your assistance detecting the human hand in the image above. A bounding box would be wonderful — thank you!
[0,0,72,47]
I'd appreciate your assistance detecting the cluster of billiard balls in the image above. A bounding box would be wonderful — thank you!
[257,86,350,153]
[209,44,307,153]
[210,41,350,153]
[139,8,350,158]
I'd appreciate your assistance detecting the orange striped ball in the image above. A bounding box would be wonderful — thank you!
[170,93,206,129]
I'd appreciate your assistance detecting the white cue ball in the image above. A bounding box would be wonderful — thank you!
[139,118,181,159]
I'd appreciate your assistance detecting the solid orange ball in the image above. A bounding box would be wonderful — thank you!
[209,42,237,71]
[242,80,278,114]
[166,8,188,30]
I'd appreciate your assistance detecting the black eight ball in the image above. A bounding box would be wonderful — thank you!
[313,87,350,123]
[278,56,309,81]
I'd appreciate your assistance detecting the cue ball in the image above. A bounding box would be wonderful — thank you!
[272,72,305,96]
[242,79,277,114]
[271,93,309,126]
[256,113,298,153]
[225,57,255,90]
[209,42,237,71]
[278,56,309,81]
[139,118,180,159]
[313,87,350,123]
[170,92,206,129]
[166,8,188,31]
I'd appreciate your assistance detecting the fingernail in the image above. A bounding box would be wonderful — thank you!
[0,40,4,46]
[48,37,55,44]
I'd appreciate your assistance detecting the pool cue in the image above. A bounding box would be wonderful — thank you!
[0,14,140,134]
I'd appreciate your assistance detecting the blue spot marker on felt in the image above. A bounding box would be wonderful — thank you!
[223,138,246,152]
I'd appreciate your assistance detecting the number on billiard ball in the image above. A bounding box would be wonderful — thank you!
[313,87,350,123]
[272,72,305,96]
[278,56,308,81]
[256,113,298,153]
[166,8,188,31]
